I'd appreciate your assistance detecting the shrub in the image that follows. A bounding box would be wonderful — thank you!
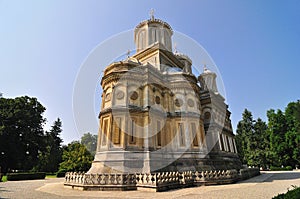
[285,166,293,170]
[273,186,300,199]
[56,171,66,178]
[270,166,293,171]
[7,172,46,181]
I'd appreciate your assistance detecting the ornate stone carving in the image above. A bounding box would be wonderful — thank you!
[187,99,194,107]
[175,98,183,107]
[129,91,138,100]
[116,91,124,99]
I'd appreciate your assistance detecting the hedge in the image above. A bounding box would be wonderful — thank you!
[270,166,293,171]
[56,171,66,178]
[273,186,300,199]
[7,172,46,181]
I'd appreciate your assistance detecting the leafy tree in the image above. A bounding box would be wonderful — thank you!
[36,118,63,173]
[237,100,300,169]
[284,101,300,167]
[267,109,288,167]
[59,141,93,172]
[0,96,46,172]
[81,132,97,156]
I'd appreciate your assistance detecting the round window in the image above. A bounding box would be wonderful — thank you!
[130,91,138,100]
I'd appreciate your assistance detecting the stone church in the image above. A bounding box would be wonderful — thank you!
[65,15,259,191]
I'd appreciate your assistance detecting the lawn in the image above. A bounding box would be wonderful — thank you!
[46,174,57,179]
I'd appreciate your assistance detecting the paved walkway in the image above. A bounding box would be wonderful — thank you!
[1,171,300,199]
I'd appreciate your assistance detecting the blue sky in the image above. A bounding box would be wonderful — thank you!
[1,0,299,144]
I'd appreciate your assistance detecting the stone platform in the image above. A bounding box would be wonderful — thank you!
[64,168,260,192]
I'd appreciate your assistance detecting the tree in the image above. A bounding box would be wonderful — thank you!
[0,96,46,172]
[36,118,63,173]
[284,101,300,167]
[235,109,254,164]
[251,118,269,168]
[236,110,269,168]
[81,132,97,157]
[267,109,289,167]
[59,141,93,172]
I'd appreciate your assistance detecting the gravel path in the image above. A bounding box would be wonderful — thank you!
[1,171,300,199]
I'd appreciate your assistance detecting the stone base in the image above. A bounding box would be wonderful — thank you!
[87,150,242,174]
[64,168,260,192]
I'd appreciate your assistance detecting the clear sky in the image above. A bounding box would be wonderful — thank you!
[1,0,299,144]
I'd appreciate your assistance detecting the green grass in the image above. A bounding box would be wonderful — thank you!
[46,175,57,179]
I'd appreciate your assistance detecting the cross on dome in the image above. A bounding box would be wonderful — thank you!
[149,8,155,20]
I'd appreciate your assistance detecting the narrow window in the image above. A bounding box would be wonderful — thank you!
[101,119,108,146]
[191,123,199,147]
[139,31,144,50]
[219,133,224,151]
[178,123,185,147]
[113,117,121,144]
[226,136,231,152]
[130,119,136,144]
[157,121,161,147]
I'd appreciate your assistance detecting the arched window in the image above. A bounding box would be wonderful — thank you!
[191,123,199,147]
[138,31,145,50]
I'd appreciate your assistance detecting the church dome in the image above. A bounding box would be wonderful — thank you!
[174,53,193,73]
[174,53,192,65]
[203,67,213,74]
[134,13,173,53]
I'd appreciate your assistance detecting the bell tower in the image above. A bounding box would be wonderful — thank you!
[199,66,218,93]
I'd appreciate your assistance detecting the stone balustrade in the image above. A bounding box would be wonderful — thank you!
[64,168,259,191]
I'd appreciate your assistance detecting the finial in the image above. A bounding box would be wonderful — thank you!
[126,49,130,58]
[203,64,207,72]
[149,8,155,20]
[174,42,178,53]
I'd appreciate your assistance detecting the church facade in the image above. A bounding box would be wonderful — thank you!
[65,15,259,191]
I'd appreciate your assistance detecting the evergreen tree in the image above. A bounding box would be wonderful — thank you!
[37,118,63,172]
[235,109,254,164]
[236,110,269,168]
[252,118,269,168]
